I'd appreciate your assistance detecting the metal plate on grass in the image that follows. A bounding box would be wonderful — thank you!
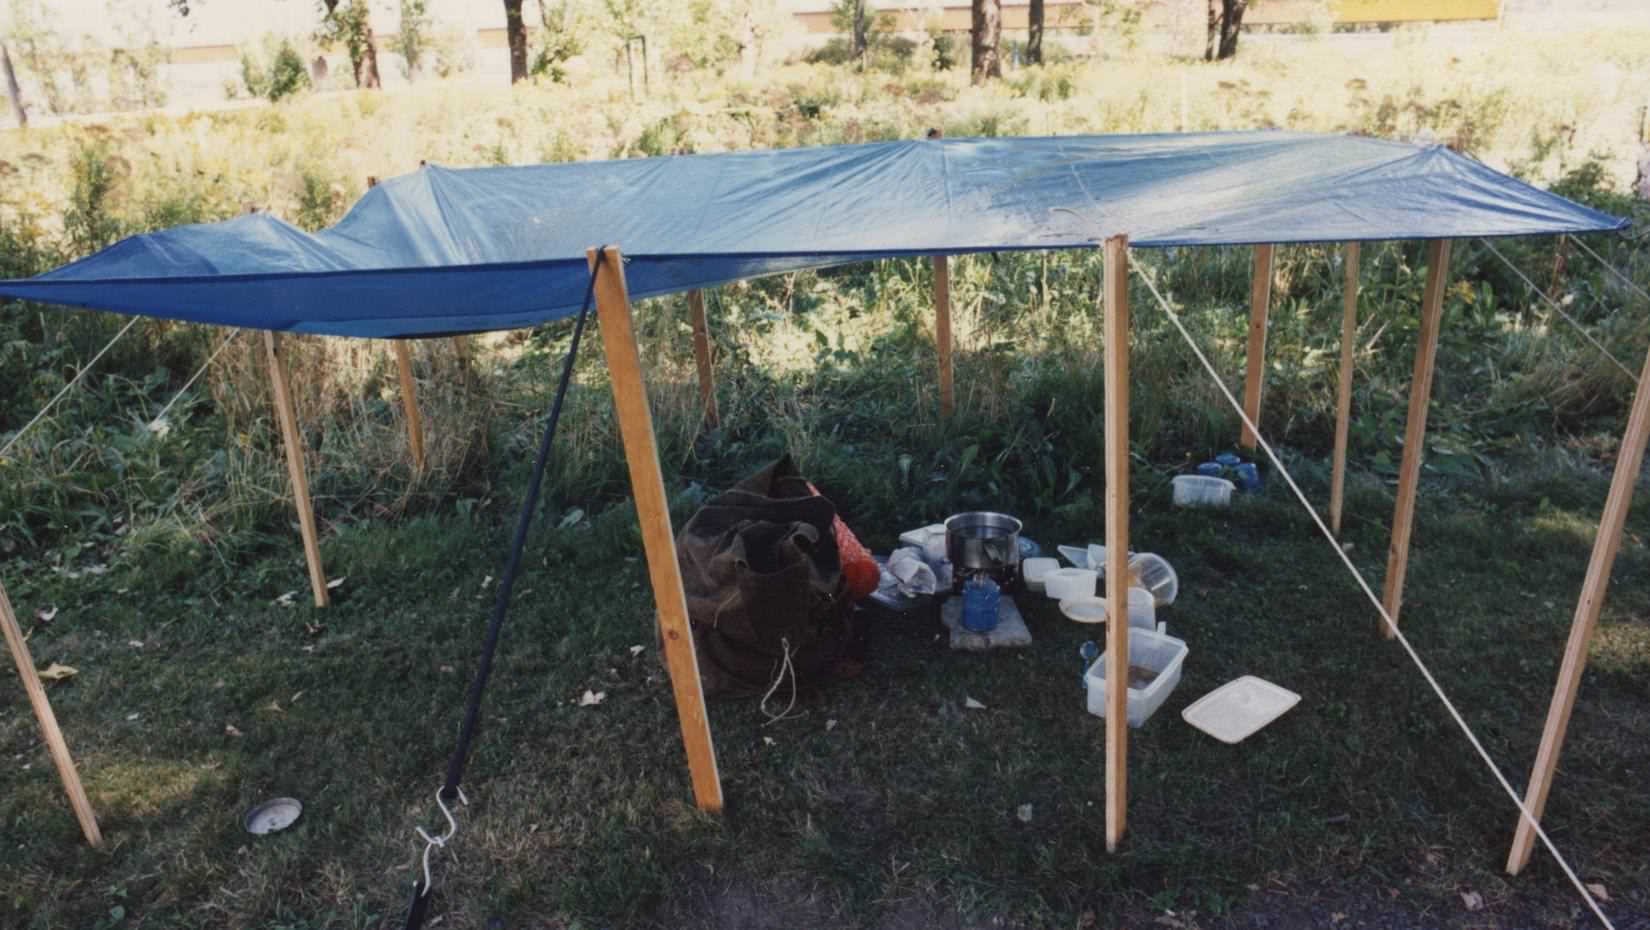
[244,797,303,835]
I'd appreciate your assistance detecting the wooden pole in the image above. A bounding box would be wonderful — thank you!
[264,332,330,608]
[1506,335,1650,875]
[1329,242,1360,537]
[686,289,720,429]
[1379,239,1452,637]
[588,246,723,812]
[393,341,426,472]
[1102,234,1131,852]
[933,255,955,418]
[1240,244,1276,450]
[1,579,101,846]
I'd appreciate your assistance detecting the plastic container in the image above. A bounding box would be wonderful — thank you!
[1127,553,1179,607]
[1021,557,1059,587]
[1172,474,1235,508]
[1233,462,1261,491]
[1043,567,1097,601]
[1085,628,1189,728]
[1196,461,1223,477]
[1214,452,1241,467]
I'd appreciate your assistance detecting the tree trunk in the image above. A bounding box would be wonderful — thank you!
[851,0,868,69]
[361,17,381,88]
[1205,0,1220,61]
[970,0,1001,84]
[0,41,24,128]
[1217,0,1247,60]
[1027,0,1044,65]
[503,0,528,83]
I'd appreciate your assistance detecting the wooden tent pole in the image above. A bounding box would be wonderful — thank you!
[686,289,720,429]
[1102,234,1131,852]
[1,579,102,846]
[933,256,955,417]
[264,332,330,608]
[1379,239,1452,637]
[393,341,426,472]
[1507,334,1650,874]
[1330,242,1360,536]
[1239,244,1276,450]
[588,246,723,812]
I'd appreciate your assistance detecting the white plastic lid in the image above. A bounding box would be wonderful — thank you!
[1181,676,1301,744]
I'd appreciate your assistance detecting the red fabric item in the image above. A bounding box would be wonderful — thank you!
[807,481,879,601]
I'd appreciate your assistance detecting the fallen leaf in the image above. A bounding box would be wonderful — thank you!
[439,665,455,674]
[964,696,987,710]
[34,606,58,623]
[326,576,346,590]
[578,689,607,707]
[265,701,285,716]
[128,640,144,649]
[1330,913,1346,924]
[289,691,305,704]
[629,644,645,656]
[225,723,243,738]
[126,712,141,721]
[1016,803,1033,823]
[1585,882,1609,902]
[1461,890,1484,912]
[762,736,775,746]
[826,719,838,731]
[275,591,297,607]
[39,662,78,681]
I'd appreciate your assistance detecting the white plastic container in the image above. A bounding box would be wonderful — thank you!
[1085,628,1189,728]
[1021,557,1059,586]
[1172,474,1234,508]
[1043,568,1097,601]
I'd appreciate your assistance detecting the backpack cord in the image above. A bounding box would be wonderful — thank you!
[402,248,607,930]
[759,636,800,725]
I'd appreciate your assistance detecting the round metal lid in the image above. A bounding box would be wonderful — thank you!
[243,797,303,835]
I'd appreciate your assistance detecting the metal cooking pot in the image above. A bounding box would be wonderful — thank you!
[944,511,1023,589]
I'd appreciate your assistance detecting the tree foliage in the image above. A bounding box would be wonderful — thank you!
[394,0,430,77]
[315,0,381,88]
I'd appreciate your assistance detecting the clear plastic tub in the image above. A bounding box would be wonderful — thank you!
[1085,628,1189,728]
[1172,474,1234,508]
[1127,553,1179,607]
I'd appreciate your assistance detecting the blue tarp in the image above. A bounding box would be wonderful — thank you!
[0,130,1627,338]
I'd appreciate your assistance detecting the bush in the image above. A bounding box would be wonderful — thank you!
[243,39,311,102]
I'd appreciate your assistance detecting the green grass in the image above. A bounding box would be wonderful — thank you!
[5,441,1648,929]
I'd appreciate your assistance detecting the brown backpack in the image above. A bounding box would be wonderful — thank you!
[675,457,861,695]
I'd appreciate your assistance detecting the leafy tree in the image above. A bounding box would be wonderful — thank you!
[502,0,527,83]
[242,38,311,102]
[532,0,583,82]
[394,0,430,78]
[830,0,870,69]
[971,0,1000,83]
[316,0,381,88]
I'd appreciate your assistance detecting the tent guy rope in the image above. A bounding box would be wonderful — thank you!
[149,330,241,431]
[1131,255,1618,930]
[1477,237,1639,384]
[1571,234,1650,308]
[0,316,138,461]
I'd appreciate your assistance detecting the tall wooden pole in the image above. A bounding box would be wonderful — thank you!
[1,579,101,846]
[933,255,955,417]
[264,332,330,608]
[1240,244,1276,450]
[393,341,426,472]
[1,42,25,128]
[1507,334,1650,874]
[588,246,723,812]
[686,290,720,429]
[1379,239,1452,637]
[1102,235,1131,852]
[1329,242,1360,536]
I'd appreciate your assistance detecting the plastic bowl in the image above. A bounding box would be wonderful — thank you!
[1172,474,1234,508]
[1085,628,1189,728]
[1127,553,1179,607]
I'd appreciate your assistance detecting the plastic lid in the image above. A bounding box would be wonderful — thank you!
[1181,676,1300,744]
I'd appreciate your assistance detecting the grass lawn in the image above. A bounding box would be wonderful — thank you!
[4,433,1648,929]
